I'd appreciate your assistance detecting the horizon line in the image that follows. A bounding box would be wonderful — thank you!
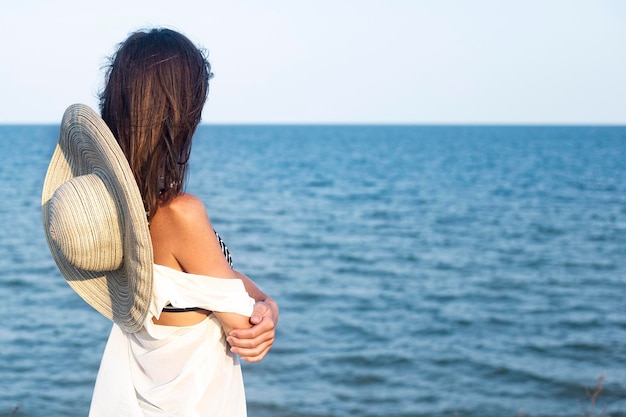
[1,121,626,127]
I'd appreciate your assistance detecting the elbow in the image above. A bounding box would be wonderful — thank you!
[214,312,252,335]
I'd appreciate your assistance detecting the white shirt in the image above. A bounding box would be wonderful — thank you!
[89,264,255,417]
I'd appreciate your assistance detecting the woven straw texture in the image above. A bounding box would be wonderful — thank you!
[42,104,153,333]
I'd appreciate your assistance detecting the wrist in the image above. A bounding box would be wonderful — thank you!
[262,296,279,325]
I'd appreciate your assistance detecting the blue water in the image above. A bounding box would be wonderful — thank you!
[1,124,625,416]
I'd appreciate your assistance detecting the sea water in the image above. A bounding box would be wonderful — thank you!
[0,124,625,417]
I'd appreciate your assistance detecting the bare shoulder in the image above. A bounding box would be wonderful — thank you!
[151,193,233,277]
[156,193,212,228]
[164,193,207,217]
[150,193,213,266]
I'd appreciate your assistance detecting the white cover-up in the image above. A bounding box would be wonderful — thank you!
[88,264,256,417]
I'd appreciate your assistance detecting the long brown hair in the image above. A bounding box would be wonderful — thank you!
[99,28,212,220]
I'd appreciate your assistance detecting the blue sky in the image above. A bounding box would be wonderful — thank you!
[1,0,625,124]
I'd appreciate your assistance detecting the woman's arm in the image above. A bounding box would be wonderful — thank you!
[227,270,279,362]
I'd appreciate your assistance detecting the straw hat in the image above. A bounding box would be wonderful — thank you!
[42,104,153,333]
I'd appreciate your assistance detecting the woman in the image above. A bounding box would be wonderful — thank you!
[90,28,279,416]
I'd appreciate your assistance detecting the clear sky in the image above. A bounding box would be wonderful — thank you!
[1,0,625,124]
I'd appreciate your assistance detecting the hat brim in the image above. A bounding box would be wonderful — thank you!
[42,104,153,333]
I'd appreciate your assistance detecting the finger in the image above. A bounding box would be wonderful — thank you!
[227,326,274,349]
[249,314,263,325]
[237,338,274,362]
[228,333,273,353]
[232,336,273,356]
[249,302,269,325]
[229,316,275,340]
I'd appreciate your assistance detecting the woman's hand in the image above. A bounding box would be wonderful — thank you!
[227,298,279,362]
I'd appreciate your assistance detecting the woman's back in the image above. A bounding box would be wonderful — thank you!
[149,192,252,331]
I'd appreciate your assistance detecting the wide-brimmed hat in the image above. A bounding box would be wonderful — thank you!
[42,104,153,333]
